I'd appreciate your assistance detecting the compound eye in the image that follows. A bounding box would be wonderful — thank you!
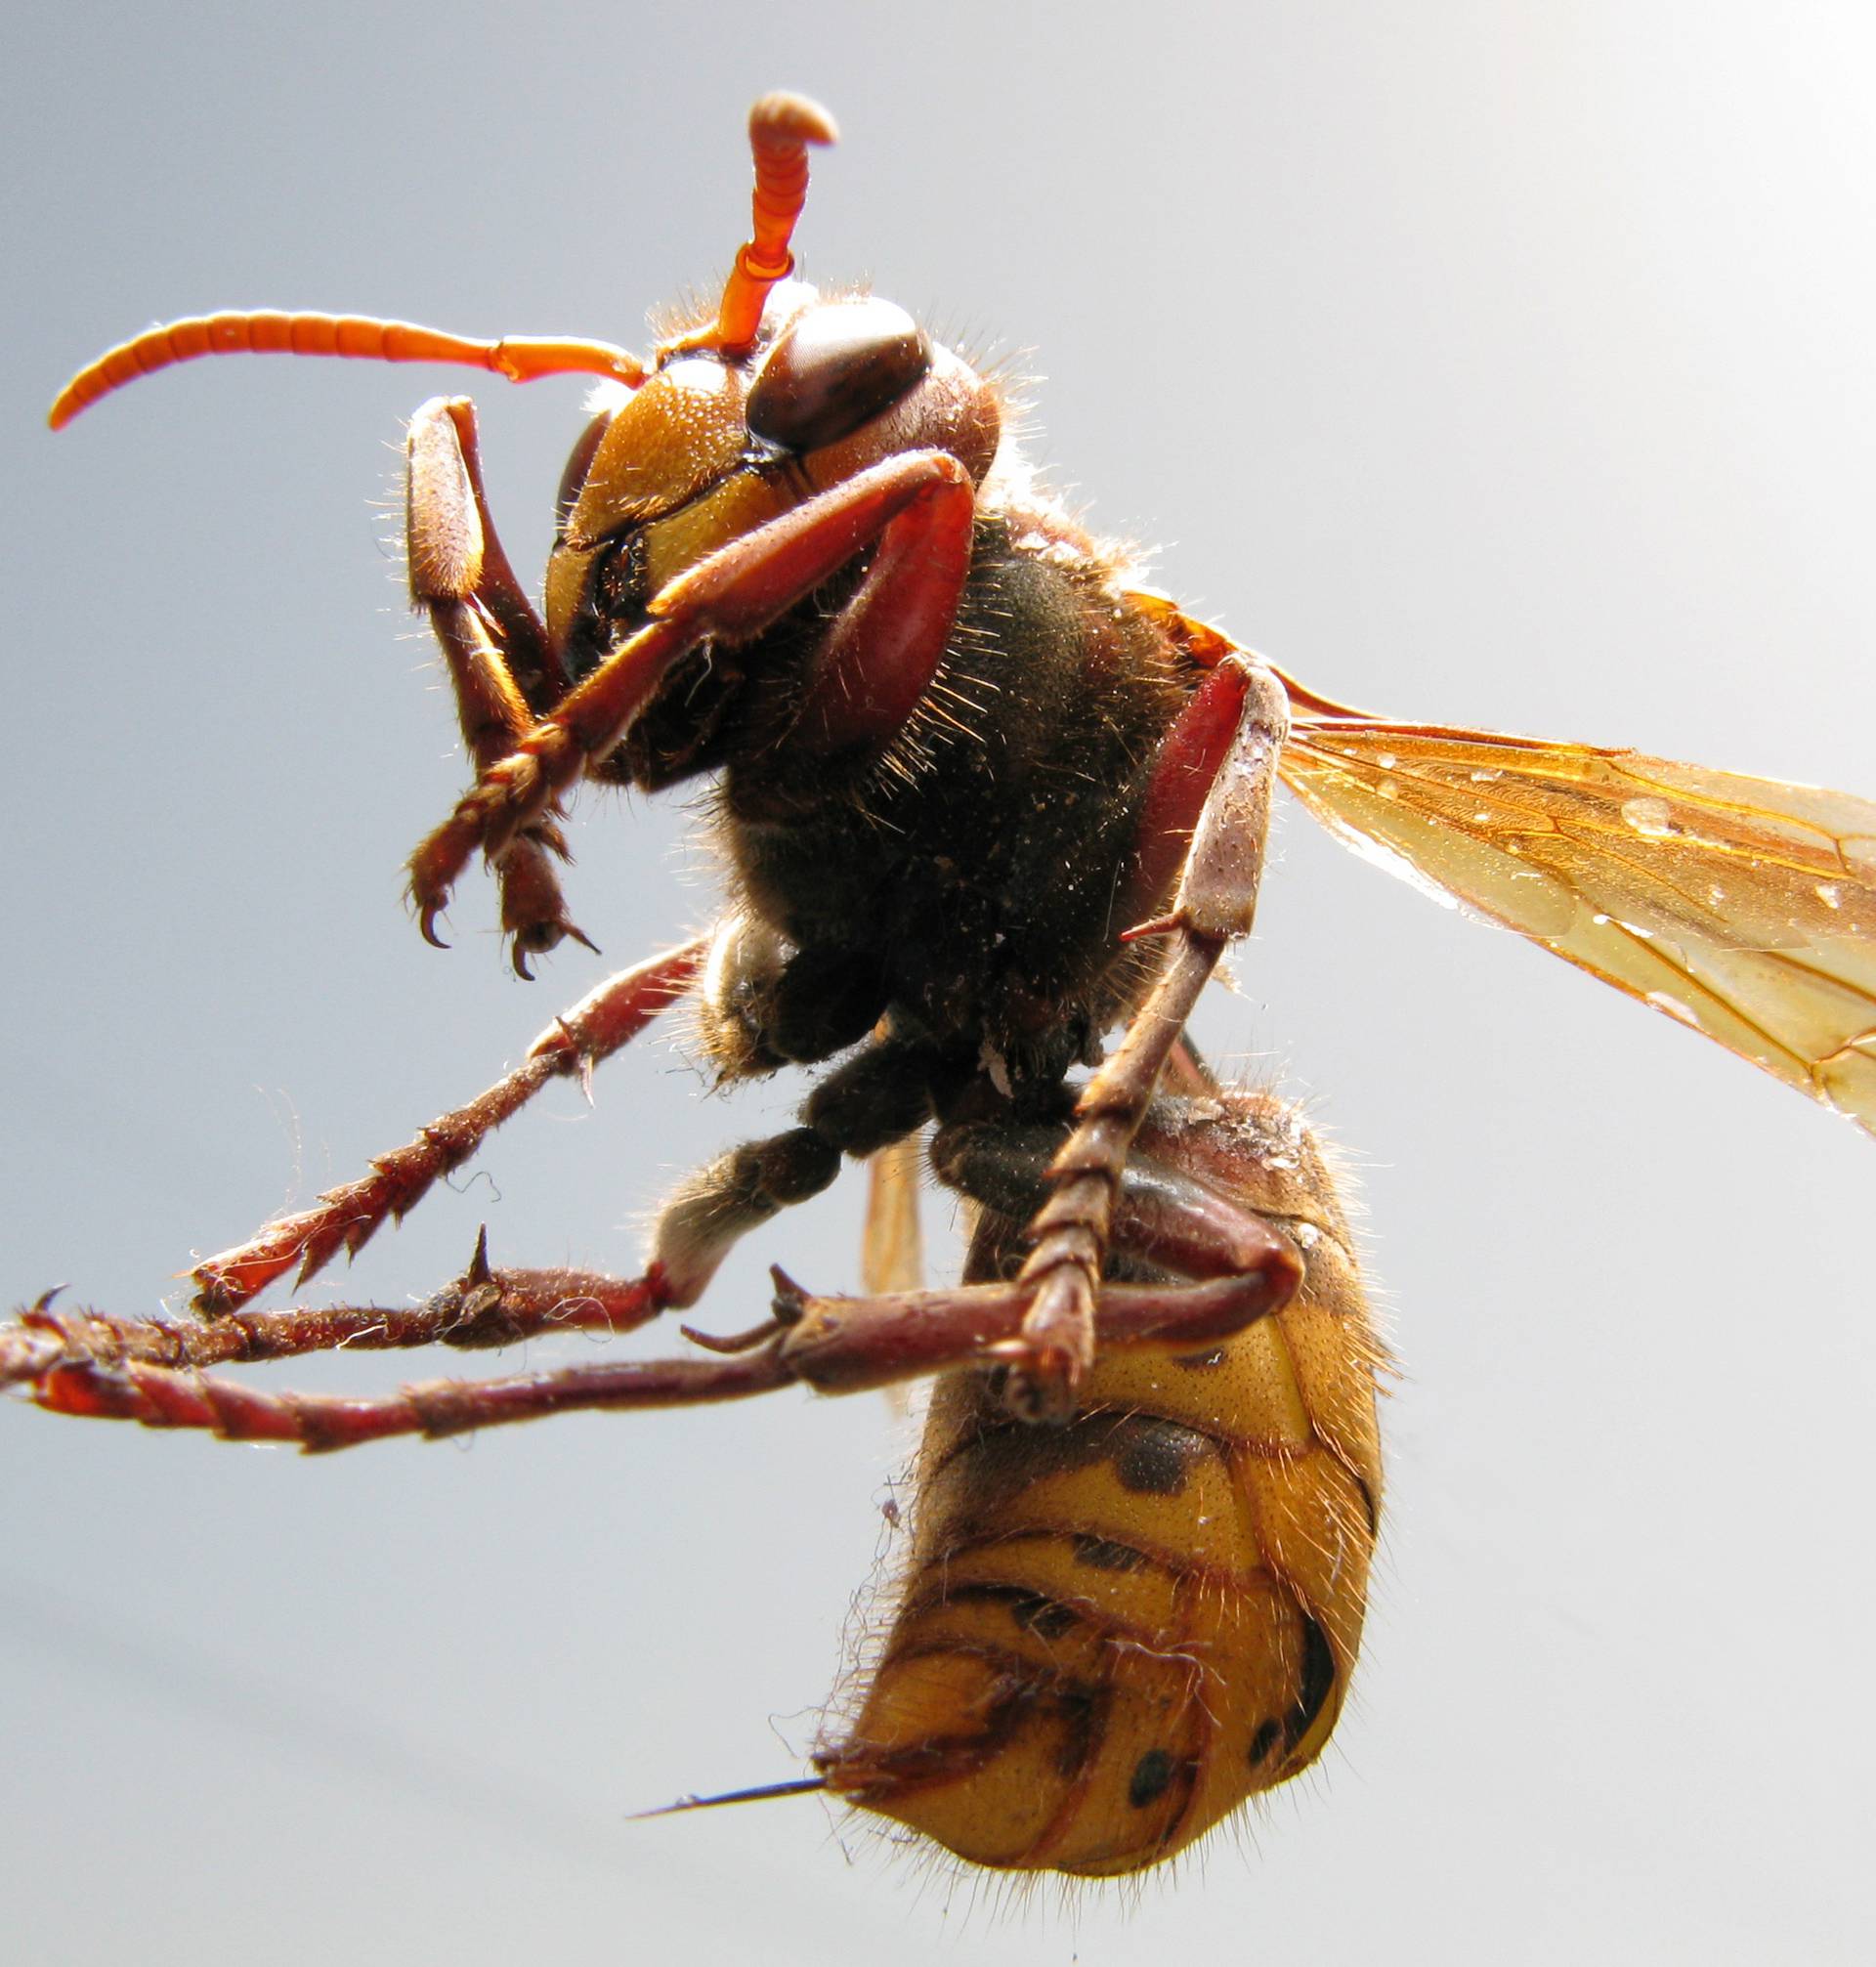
[746,298,931,452]
[555,410,613,533]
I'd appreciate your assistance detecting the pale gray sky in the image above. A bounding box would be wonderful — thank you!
[3,4,1873,1961]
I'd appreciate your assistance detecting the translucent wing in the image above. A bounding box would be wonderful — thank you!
[862,1137,926,1419]
[1271,669,1876,1136]
[862,1136,925,1297]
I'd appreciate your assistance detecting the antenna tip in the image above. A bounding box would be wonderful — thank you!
[749,92,839,149]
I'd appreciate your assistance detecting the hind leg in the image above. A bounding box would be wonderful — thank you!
[1,1089,1308,1453]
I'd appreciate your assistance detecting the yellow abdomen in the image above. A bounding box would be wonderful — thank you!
[818,1093,1384,1876]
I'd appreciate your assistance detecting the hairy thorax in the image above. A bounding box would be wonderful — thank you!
[691,509,1198,1094]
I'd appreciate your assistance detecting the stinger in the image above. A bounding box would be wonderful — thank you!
[631,1775,829,1819]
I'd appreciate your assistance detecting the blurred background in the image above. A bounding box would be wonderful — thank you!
[3,4,1871,1960]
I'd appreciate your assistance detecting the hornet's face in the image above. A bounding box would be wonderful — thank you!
[543,283,1002,685]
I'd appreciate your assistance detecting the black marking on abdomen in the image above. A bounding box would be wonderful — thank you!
[1073,1533,1147,1572]
[1006,1592,1079,1642]
[1113,1418,1211,1495]
[941,1580,1082,1642]
[1127,1746,1177,1809]
[1052,1685,1103,1780]
[929,1410,1224,1529]
[1280,1613,1338,1752]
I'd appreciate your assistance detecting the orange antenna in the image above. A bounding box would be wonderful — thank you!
[707,92,839,354]
[49,312,647,430]
[631,1775,828,1820]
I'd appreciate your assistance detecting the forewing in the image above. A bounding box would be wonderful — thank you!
[1274,706,1876,1136]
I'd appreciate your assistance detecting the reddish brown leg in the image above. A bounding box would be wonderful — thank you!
[1006,654,1291,1413]
[4,1233,666,1388]
[405,396,590,971]
[789,455,976,753]
[406,397,568,713]
[775,1259,1298,1397]
[191,937,705,1313]
[18,1335,804,1451]
[405,449,977,939]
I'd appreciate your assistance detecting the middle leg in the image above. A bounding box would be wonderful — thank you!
[191,936,705,1313]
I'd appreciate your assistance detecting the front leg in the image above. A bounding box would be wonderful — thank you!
[405,396,591,972]
[405,449,977,948]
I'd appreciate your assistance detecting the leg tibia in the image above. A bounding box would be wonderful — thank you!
[192,939,704,1313]
[6,1245,668,1390]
